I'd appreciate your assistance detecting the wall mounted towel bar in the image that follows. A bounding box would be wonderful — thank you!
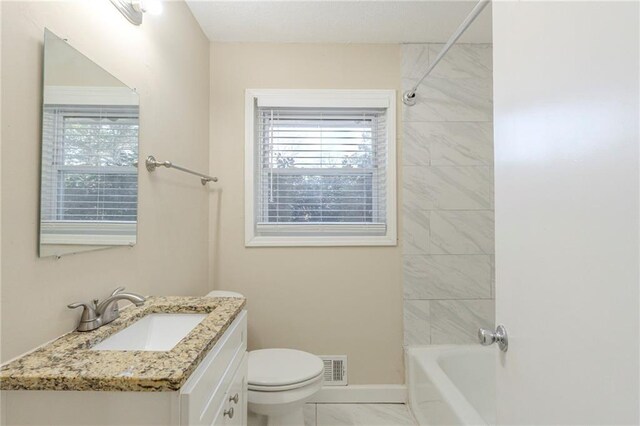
[145,155,218,185]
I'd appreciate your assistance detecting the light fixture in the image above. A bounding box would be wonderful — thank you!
[133,0,163,16]
[109,0,163,25]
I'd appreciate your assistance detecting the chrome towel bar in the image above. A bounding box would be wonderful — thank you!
[145,155,218,185]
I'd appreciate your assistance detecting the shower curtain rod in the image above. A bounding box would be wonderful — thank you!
[402,0,490,106]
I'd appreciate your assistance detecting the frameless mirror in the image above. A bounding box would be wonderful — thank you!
[39,29,139,258]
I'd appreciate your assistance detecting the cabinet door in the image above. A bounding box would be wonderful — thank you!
[225,353,248,426]
[180,311,247,426]
[211,403,227,426]
[212,353,248,426]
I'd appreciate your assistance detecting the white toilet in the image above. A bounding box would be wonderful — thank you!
[206,291,323,425]
[247,348,324,426]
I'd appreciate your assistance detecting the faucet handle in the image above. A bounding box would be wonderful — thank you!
[107,287,125,316]
[111,286,125,296]
[67,302,98,323]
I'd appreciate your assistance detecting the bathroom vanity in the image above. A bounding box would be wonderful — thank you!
[0,296,247,426]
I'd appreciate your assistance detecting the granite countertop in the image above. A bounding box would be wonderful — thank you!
[0,296,246,392]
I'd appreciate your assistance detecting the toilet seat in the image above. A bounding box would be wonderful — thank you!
[249,371,323,392]
[248,349,324,391]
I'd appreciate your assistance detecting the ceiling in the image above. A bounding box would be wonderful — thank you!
[185,1,492,44]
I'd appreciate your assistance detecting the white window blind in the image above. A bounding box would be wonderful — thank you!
[41,105,139,225]
[255,107,388,236]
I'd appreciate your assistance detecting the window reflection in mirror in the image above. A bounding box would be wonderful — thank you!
[39,29,139,258]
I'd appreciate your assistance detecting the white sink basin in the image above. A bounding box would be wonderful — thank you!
[91,313,208,351]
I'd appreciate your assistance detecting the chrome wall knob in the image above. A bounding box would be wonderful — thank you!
[478,328,496,345]
[478,324,508,352]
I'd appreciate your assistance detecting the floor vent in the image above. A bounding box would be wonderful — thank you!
[320,355,347,386]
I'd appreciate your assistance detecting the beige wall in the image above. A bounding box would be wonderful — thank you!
[209,43,403,384]
[1,1,211,361]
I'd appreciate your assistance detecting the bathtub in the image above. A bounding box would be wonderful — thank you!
[406,345,495,426]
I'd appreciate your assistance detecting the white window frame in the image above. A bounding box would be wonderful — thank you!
[244,89,397,247]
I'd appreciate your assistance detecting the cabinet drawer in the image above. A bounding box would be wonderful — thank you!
[180,310,247,426]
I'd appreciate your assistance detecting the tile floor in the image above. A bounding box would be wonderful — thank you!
[248,403,417,426]
[304,403,417,426]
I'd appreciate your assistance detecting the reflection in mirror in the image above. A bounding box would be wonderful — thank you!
[39,29,139,258]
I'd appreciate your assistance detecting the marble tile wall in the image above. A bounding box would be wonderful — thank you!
[402,44,495,345]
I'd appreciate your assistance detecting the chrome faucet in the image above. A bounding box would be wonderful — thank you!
[67,287,146,332]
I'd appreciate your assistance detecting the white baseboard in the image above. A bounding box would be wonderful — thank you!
[307,384,407,404]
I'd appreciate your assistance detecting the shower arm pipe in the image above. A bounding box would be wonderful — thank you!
[403,0,490,106]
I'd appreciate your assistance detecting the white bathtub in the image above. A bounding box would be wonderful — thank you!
[406,345,495,426]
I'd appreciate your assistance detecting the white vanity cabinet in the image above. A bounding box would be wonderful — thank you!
[2,311,248,426]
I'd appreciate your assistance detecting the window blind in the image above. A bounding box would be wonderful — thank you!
[256,107,387,236]
[41,105,139,225]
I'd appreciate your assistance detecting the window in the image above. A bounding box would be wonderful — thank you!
[40,104,138,244]
[245,90,396,246]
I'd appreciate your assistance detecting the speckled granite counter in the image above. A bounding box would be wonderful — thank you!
[0,296,245,392]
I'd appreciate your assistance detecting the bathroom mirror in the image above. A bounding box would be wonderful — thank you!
[39,29,139,258]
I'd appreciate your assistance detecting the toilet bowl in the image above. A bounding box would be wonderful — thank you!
[205,291,324,425]
[247,349,324,426]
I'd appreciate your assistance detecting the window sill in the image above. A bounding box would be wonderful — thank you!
[40,221,136,246]
[245,235,397,247]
